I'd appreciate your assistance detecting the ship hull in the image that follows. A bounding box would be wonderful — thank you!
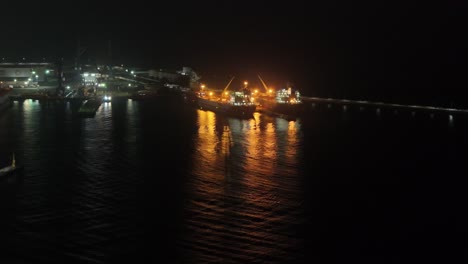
[258,97,304,119]
[197,97,256,118]
[77,98,102,117]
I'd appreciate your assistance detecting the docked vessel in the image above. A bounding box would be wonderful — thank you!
[194,77,256,118]
[78,97,102,117]
[256,75,304,119]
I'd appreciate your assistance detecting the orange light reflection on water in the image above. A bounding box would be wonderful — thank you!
[192,110,302,183]
[186,110,304,261]
[193,110,301,193]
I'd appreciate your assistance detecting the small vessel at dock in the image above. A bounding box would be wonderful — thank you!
[78,97,102,117]
[0,153,23,180]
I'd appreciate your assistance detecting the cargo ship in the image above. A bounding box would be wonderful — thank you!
[192,77,256,118]
[256,75,304,119]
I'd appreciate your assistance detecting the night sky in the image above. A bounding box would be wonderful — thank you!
[2,1,466,105]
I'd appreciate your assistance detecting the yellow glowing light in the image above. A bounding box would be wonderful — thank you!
[201,84,205,89]
[244,81,248,86]
[209,92,213,96]
[225,92,228,95]
[268,89,272,93]
[254,89,258,93]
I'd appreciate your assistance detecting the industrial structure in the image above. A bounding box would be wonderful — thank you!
[0,62,56,88]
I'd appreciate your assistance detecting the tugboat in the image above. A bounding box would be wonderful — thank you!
[0,153,23,180]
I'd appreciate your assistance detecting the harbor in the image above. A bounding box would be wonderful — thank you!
[0,2,464,263]
[4,81,468,122]
[2,59,467,121]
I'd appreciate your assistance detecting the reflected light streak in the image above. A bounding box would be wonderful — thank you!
[191,110,302,184]
[185,111,304,262]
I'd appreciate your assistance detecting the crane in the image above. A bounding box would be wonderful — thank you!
[222,76,235,94]
[257,74,269,93]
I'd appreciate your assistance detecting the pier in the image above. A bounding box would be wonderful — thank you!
[301,96,468,117]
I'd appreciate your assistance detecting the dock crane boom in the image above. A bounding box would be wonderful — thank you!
[257,75,269,92]
[222,76,235,93]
